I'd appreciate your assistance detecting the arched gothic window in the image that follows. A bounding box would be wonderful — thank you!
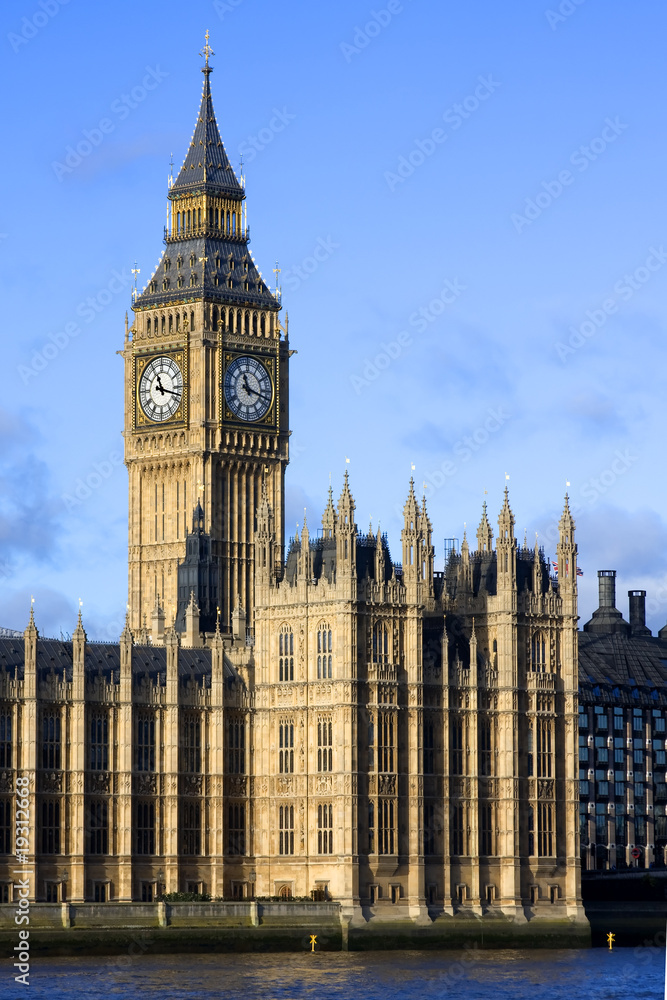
[279,626,294,682]
[278,718,294,774]
[531,632,547,672]
[317,623,332,679]
[372,621,389,664]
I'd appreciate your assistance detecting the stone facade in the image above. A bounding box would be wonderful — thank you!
[0,46,586,926]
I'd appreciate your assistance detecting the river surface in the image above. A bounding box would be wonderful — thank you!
[2,948,666,999]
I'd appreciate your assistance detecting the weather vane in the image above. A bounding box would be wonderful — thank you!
[200,30,214,71]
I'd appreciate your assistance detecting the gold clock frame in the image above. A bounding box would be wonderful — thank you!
[220,348,278,430]
[133,346,188,430]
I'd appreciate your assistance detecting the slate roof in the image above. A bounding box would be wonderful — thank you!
[578,631,667,705]
[134,236,279,312]
[133,66,280,315]
[171,69,244,198]
[0,638,236,685]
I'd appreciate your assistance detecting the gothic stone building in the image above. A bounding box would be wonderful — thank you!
[0,48,585,924]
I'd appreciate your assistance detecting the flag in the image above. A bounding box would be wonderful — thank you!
[577,567,584,576]
[552,562,558,573]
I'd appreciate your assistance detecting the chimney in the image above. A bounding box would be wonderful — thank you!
[582,570,631,635]
[628,590,651,637]
[598,570,616,608]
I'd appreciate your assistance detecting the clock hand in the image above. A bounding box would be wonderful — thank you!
[154,375,166,395]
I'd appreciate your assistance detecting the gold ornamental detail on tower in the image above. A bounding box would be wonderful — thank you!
[133,346,189,430]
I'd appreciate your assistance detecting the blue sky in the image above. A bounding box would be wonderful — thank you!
[2,0,667,638]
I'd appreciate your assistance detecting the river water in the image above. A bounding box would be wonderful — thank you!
[3,948,666,999]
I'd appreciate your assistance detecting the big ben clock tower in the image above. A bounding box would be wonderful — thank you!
[123,35,289,634]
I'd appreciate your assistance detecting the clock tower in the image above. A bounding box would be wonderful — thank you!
[123,36,289,634]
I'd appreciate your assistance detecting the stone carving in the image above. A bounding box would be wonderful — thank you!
[87,772,110,794]
[538,779,554,799]
[378,774,396,795]
[276,776,292,795]
[229,775,247,796]
[183,775,203,796]
[134,773,157,795]
[0,770,13,793]
[41,771,62,793]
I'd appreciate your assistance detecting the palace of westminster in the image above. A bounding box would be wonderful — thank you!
[2,43,667,925]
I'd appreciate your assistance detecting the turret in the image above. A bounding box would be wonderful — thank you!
[322,486,337,539]
[255,477,275,586]
[556,493,577,604]
[496,488,516,589]
[476,501,493,554]
[336,471,357,577]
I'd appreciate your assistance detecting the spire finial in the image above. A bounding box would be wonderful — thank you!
[200,29,214,74]
[131,261,140,302]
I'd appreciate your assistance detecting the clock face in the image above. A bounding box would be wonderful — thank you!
[138,356,184,422]
[224,356,273,422]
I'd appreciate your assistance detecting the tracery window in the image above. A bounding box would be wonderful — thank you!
[372,621,389,664]
[531,632,547,672]
[87,800,108,855]
[89,712,108,771]
[479,717,492,776]
[42,711,61,770]
[317,803,333,855]
[227,716,245,774]
[538,802,554,856]
[279,805,294,855]
[480,803,494,856]
[181,801,201,855]
[377,711,395,773]
[451,803,464,856]
[537,719,552,778]
[317,718,333,772]
[317,623,332,679]
[279,719,294,774]
[135,800,155,855]
[450,717,463,776]
[135,712,155,772]
[41,800,61,854]
[279,626,294,681]
[0,800,11,854]
[0,710,12,769]
[181,712,201,774]
[423,718,435,775]
[378,799,395,855]
[228,803,245,855]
